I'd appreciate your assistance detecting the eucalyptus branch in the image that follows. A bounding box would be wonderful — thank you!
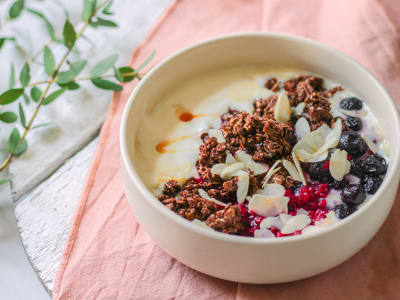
[0,0,153,174]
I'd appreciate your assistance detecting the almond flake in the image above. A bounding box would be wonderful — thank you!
[274,93,292,123]
[220,162,245,179]
[281,214,311,234]
[292,152,307,186]
[235,151,269,175]
[210,163,226,176]
[361,133,378,154]
[236,170,249,204]
[294,102,306,115]
[294,119,342,162]
[329,149,351,181]
[248,194,289,217]
[282,159,302,182]
[295,117,311,140]
[225,152,236,164]
[279,213,293,224]
[262,160,281,187]
[259,216,284,230]
[254,229,275,238]
[340,107,367,118]
[315,211,338,227]
[208,129,226,143]
[259,183,286,197]
[198,188,227,207]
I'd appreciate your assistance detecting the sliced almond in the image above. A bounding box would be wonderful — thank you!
[208,129,226,143]
[262,160,281,187]
[254,229,275,238]
[259,216,284,230]
[236,170,249,204]
[361,133,378,154]
[281,214,311,234]
[224,152,236,165]
[259,183,286,197]
[315,211,338,227]
[198,188,227,207]
[235,151,269,175]
[292,152,307,186]
[329,149,351,181]
[294,102,306,115]
[279,213,293,224]
[248,194,289,217]
[274,93,292,123]
[220,162,245,179]
[210,163,226,176]
[282,159,302,182]
[295,117,311,140]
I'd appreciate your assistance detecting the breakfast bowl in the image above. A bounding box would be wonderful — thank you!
[120,33,400,283]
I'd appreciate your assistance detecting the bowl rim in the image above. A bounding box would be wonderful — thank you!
[120,32,400,245]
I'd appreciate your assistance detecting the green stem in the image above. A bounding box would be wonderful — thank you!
[0,0,112,172]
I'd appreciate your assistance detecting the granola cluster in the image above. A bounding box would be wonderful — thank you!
[157,75,343,235]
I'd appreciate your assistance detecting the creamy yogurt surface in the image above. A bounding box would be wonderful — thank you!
[134,65,389,237]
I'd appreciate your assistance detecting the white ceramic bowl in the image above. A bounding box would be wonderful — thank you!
[120,33,400,283]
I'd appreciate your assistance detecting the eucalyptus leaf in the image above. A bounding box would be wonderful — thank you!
[0,178,11,185]
[44,46,56,76]
[30,87,42,102]
[63,20,76,50]
[8,128,20,154]
[14,139,27,156]
[9,0,25,19]
[91,78,122,91]
[136,50,155,73]
[23,93,30,105]
[102,1,114,15]
[91,17,118,28]
[19,103,26,128]
[42,88,66,105]
[19,62,30,87]
[9,64,15,89]
[31,123,52,130]
[0,37,16,50]
[57,59,87,84]
[82,0,96,21]
[0,88,24,105]
[58,81,80,90]
[0,112,17,123]
[90,54,118,78]
[114,66,135,83]
[26,9,56,41]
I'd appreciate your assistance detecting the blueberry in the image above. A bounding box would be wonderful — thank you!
[340,97,363,110]
[335,203,357,219]
[363,175,383,194]
[309,160,333,183]
[362,155,387,175]
[345,117,362,131]
[350,159,365,177]
[341,184,366,206]
[338,131,367,156]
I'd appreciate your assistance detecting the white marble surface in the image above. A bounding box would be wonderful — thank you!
[0,0,172,298]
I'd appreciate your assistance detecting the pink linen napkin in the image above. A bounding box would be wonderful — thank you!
[53,0,400,299]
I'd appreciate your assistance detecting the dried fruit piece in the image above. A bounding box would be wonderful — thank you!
[248,194,289,217]
[274,93,291,123]
[329,149,351,181]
